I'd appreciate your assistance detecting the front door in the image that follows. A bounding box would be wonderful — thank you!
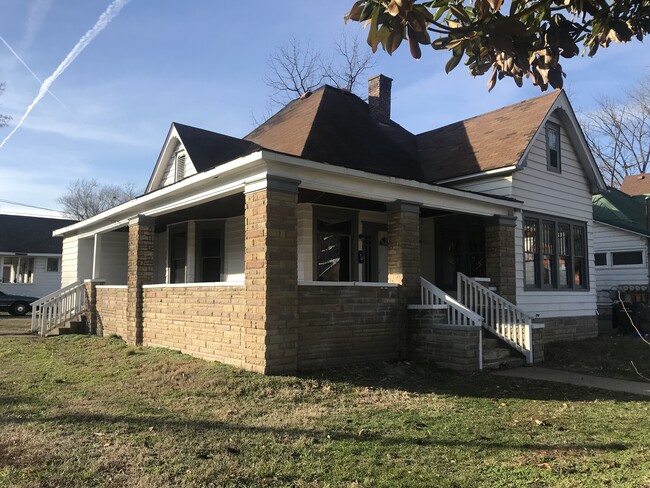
[435,216,486,293]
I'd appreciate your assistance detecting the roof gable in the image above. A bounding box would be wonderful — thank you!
[593,187,650,236]
[0,215,76,254]
[146,123,261,193]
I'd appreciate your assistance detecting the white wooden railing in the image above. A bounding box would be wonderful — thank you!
[457,272,533,364]
[31,280,87,337]
[420,277,483,327]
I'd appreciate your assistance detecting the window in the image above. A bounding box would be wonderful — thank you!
[314,207,358,282]
[523,213,587,290]
[195,221,224,282]
[612,251,643,266]
[595,253,607,266]
[168,225,188,283]
[46,257,59,272]
[545,122,561,172]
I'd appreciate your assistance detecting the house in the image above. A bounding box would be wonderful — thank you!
[0,213,76,299]
[592,187,650,329]
[43,75,606,374]
[620,173,650,196]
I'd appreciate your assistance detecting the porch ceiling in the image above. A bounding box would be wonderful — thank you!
[152,193,244,232]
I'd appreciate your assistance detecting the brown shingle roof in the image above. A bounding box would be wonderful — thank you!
[244,86,422,180]
[417,91,561,182]
[620,174,650,196]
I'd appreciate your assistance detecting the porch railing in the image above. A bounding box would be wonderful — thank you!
[457,272,533,364]
[31,280,87,337]
[420,277,482,327]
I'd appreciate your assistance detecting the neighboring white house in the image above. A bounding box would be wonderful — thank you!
[592,187,650,316]
[0,214,76,298]
[47,77,607,373]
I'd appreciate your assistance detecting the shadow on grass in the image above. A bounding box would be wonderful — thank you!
[298,361,648,402]
[0,410,633,454]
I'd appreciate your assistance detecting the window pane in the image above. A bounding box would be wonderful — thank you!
[170,231,187,283]
[524,219,539,287]
[573,226,584,257]
[595,253,607,266]
[47,258,59,272]
[574,258,585,287]
[317,233,350,281]
[546,125,559,169]
[612,251,643,265]
[558,256,569,287]
[542,222,555,286]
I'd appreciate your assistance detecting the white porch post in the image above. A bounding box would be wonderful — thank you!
[92,233,103,279]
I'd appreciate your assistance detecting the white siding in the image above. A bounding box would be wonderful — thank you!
[224,216,244,282]
[593,222,648,303]
[160,150,198,188]
[297,204,313,281]
[511,113,597,318]
[0,256,63,298]
[61,236,79,287]
[453,175,514,197]
[96,231,128,285]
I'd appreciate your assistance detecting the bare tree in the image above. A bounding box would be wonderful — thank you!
[263,33,376,109]
[584,77,650,188]
[323,32,376,95]
[0,83,12,128]
[58,178,139,220]
[264,37,326,107]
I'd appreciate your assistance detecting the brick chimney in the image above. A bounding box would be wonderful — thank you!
[368,74,393,124]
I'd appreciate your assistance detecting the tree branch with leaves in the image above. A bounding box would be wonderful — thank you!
[345,0,650,91]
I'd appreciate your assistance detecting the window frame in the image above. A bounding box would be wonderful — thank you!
[312,206,359,282]
[523,212,589,291]
[194,220,225,282]
[545,122,561,173]
[46,257,60,273]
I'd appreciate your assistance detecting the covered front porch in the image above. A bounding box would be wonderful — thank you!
[43,151,535,373]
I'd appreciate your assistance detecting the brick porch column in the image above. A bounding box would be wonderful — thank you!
[485,215,517,304]
[387,201,421,357]
[126,215,154,346]
[244,176,300,374]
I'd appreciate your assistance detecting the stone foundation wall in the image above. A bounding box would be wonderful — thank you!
[537,315,598,344]
[407,308,481,370]
[142,286,246,368]
[297,285,399,370]
[96,287,128,338]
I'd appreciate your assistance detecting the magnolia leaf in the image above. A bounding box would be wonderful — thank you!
[486,0,504,12]
[487,67,498,91]
[344,1,365,22]
[409,31,423,58]
[449,4,470,22]
[388,0,401,17]
[445,51,463,72]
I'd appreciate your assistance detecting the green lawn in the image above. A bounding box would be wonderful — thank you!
[0,334,649,487]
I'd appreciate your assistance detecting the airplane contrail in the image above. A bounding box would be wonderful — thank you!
[0,0,131,149]
[0,34,71,112]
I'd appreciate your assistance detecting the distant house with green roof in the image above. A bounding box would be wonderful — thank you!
[592,187,650,309]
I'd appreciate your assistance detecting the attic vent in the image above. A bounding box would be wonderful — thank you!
[175,153,186,182]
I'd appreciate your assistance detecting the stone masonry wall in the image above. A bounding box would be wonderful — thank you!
[297,285,399,370]
[537,315,598,344]
[408,308,481,371]
[96,287,128,338]
[142,286,245,367]
[485,218,516,304]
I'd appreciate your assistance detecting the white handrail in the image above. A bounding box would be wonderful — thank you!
[420,277,482,327]
[457,272,533,364]
[31,280,87,336]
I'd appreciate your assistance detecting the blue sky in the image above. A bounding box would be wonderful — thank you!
[0,0,647,217]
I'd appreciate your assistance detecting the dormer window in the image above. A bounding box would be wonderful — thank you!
[174,151,186,182]
[545,122,560,173]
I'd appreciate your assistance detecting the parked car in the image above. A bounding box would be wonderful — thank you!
[0,291,39,316]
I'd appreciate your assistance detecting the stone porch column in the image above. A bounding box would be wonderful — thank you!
[84,278,106,335]
[387,201,421,357]
[126,215,154,346]
[485,215,517,304]
[243,176,300,374]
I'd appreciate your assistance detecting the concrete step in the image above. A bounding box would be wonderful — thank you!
[483,355,526,370]
[57,319,88,335]
[483,337,499,349]
[483,347,512,361]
